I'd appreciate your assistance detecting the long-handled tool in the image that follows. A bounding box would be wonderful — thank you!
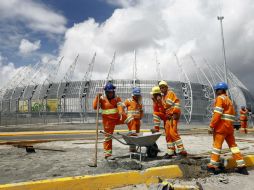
[88,94,100,167]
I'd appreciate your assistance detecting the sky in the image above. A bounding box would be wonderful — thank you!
[0,0,253,94]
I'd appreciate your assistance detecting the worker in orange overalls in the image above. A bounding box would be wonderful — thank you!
[151,85,167,133]
[158,81,187,158]
[240,106,248,134]
[93,82,135,159]
[207,82,248,175]
[123,87,143,152]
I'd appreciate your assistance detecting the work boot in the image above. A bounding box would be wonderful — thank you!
[235,167,249,175]
[207,167,221,175]
[104,155,115,161]
[179,151,187,157]
[163,153,174,159]
[201,165,221,175]
[150,129,158,134]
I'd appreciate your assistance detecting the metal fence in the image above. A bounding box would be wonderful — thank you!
[0,79,253,126]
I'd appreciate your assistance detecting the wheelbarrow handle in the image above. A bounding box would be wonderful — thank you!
[116,132,125,136]
[99,131,128,145]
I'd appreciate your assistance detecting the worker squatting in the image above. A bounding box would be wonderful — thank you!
[93,81,249,175]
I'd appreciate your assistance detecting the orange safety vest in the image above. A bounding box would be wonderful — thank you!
[240,109,248,121]
[210,93,236,133]
[162,90,181,117]
[124,98,143,119]
[93,95,123,120]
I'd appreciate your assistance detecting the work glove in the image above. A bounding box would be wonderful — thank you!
[208,127,214,135]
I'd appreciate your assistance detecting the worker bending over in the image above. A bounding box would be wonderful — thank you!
[93,82,135,159]
[123,87,143,152]
[240,106,248,134]
[207,82,248,175]
[151,81,187,159]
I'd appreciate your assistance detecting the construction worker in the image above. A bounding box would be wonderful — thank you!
[123,87,143,152]
[124,87,143,135]
[240,106,248,134]
[151,86,167,134]
[93,82,135,159]
[158,81,187,158]
[207,82,248,175]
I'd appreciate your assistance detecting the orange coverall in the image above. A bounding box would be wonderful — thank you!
[240,109,248,134]
[153,90,186,155]
[93,95,134,157]
[124,98,143,135]
[208,94,246,169]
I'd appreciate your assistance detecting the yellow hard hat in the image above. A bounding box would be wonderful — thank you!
[158,80,168,87]
[150,86,161,95]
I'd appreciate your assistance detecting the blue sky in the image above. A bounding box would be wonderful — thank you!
[0,0,254,95]
[40,0,117,26]
[0,0,117,67]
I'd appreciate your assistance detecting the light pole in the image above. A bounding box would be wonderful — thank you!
[217,16,229,85]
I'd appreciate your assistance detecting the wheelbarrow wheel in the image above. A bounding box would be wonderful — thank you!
[146,143,159,158]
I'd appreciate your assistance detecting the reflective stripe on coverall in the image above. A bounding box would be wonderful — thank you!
[240,109,248,134]
[163,90,186,155]
[208,94,245,168]
[124,98,143,135]
[93,95,135,157]
[152,90,186,155]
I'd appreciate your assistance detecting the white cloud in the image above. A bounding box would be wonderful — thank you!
[54,0,254,94]
[0,0,67,34]
[19,39,41,55]
[1,0,254,94]
[0,53,17,89]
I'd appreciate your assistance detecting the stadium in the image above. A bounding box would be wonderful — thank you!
[0,53,253,126]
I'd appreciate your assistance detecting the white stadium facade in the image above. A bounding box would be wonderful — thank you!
[0,54,253,126]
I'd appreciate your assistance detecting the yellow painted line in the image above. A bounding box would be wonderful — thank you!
[0,165,183,190]
[190,128,207,131]
[225,154,254,169]
[0,138,90,145]
[0,129,151,137]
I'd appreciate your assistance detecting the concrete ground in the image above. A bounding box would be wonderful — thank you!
[0,127,254,190]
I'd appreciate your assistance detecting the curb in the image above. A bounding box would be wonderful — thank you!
[0,165,182,190]
[0,129,151,137]
[1,155,254,190]
[226,154,254,169]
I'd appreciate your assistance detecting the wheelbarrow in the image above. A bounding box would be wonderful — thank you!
[100,131,161,162]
